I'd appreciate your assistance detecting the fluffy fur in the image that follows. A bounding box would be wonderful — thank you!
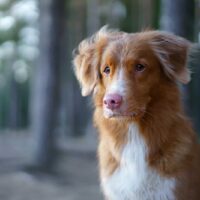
[73,27,200,200]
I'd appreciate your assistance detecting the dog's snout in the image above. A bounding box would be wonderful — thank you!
[103,94,122,110]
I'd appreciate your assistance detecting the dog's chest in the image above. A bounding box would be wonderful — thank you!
[101,124,176,200]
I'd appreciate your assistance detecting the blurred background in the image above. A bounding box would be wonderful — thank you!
[0,0,199,199]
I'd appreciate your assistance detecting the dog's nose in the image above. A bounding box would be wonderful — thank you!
[103,94,122,110]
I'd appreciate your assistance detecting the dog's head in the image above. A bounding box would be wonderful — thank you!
[73,27,191,120]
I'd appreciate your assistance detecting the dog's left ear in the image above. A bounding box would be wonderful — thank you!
[150,31,192,84]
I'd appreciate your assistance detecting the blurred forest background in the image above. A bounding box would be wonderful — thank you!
[0,0,199,199]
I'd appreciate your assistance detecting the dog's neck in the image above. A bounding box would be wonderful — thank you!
[101,122,176,200]
[138,82,195,175]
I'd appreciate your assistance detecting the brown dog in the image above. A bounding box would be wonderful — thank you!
[73,27,200,200]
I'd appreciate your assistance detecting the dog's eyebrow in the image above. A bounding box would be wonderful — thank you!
[102,50,120,66]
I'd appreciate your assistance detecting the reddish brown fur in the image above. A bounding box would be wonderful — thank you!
[73,27,200,200]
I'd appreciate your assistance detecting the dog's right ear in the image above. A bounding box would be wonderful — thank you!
[73,26,124,96]
[149,31,192,84]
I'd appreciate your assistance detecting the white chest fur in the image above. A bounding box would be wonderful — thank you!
[101,124,176,200]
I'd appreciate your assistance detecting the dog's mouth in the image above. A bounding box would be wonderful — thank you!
[104,108,145,119]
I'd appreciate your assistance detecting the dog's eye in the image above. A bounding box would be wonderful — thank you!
[103,66,110,75]
[135,64,145,72]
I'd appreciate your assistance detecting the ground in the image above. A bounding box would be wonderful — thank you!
[0,131,102,200]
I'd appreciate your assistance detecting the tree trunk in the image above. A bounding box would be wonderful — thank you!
[160,0,195,40]
[160,0,200,133]
[8,73,20,129]
[86,0,100,35]
[63,0,89,137]
[30,0,66,170]
[189,47,200,133]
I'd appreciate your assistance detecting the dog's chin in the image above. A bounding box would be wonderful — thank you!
[103,109,139,120]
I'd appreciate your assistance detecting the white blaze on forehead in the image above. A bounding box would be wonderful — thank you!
[107,68,127,96]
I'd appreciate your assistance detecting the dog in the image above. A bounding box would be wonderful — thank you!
[73,27,200,200]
